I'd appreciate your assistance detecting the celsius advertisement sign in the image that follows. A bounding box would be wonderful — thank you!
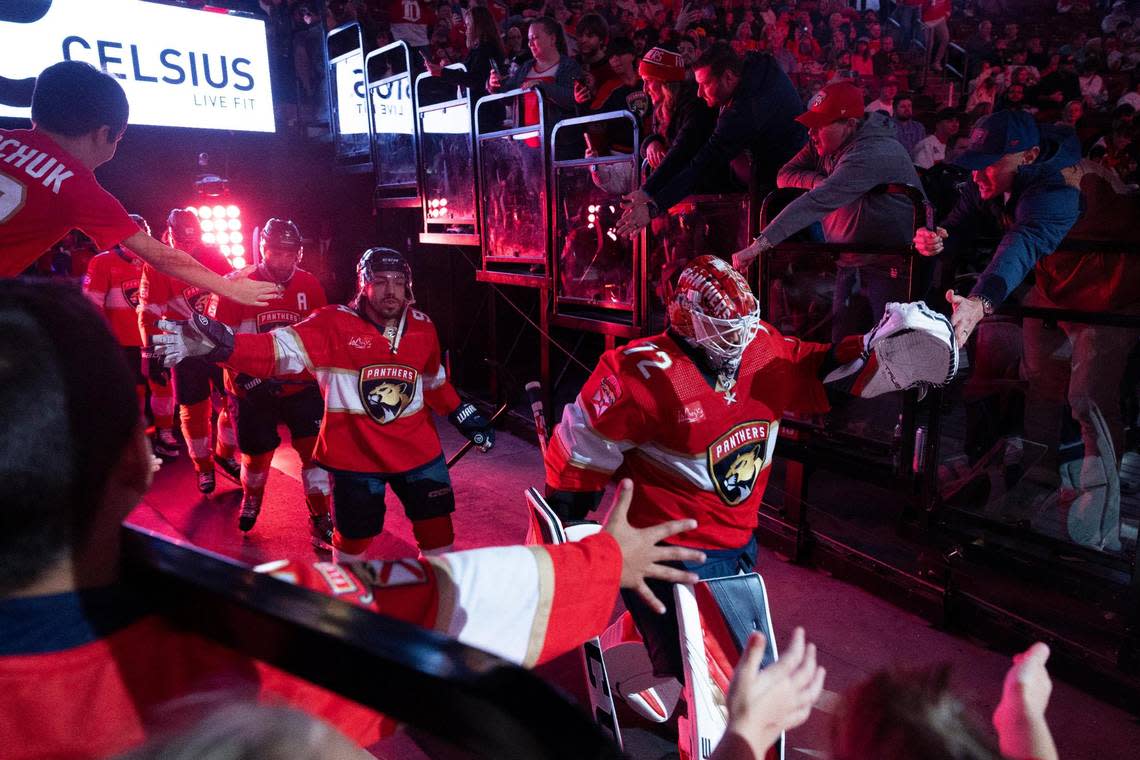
[0,0,275,132]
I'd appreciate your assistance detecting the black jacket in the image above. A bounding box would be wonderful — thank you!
[438,44,505,105]
[643,53,807,211]
[642,83,736,197]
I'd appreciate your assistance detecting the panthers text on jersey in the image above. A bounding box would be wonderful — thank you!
[82,249,145,348]
[546,326,861,550]
[222,304,461,474]
[0,128,141,277]
[209,266,327,397]
[137,244,233,345]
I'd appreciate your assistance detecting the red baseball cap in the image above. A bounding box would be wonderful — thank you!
[796,82,866,129]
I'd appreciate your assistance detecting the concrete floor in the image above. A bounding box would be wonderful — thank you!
[128,418,1140,760]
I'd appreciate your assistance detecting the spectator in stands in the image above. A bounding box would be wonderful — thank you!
[852,38,876,78]
[913,108,962,169]
[1027,35,1051,70]
[572,13,616,108]
[638,47,722,185]
[387,0,434,53]
[732,81,923,341]
[913,109,1081,347]
[504,21,532,71]
[616,44,806,236]
[893,94,928,156]
[1102,0,1133,35]
[873,34,898,77]
[1079,59,1109,109]
[1036,54,1082,109]
[424,5,506,106]
[830,643,1060,760]
[1000,82,1031,111]
[966,20,998,76]
[677,34,699,69]
[866,76,900,116]
[1058,99,1085,127]
[923,0,953,71]
[488,16,583,130]
[0,279,706,758]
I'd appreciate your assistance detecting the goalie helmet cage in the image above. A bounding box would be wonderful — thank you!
[121,526,625,760]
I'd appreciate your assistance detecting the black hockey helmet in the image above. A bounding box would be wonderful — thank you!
[260,218,303,257]
[166,208,200,249]
[356,247,413,300]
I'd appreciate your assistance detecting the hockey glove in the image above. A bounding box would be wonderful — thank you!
[234,372,265,394]
[449,402,495,452]
[151,313,235,368]
[823,301,958,397]
[142,352,170,385]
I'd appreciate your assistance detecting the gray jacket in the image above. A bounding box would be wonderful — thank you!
[762,111,922,254]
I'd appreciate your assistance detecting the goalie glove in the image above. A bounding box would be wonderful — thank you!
[448,402,495,452]
[824,301,959,398]
[151,313,236,368]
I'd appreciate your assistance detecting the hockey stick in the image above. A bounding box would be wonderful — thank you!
[446,402,510,469]
[525,380,548,458]
[525,487,623,750]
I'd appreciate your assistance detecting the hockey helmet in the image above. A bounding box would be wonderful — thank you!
[667,255,761,374]
[128,213,151,238]
[356,247,414,300]
[166,208,201,249]
[257,218,303,282]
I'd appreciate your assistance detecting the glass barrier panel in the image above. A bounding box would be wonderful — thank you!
[420,101,476,229]
[553,163,635,311]
[644,195,752,332]
[326,23,368,164]
[479,131,547,264]
[371,74,417,189]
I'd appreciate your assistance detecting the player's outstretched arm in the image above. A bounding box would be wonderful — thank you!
[712,627,826,760]
[151,314,235,367]
[122,230,278,306]
[603,479,706,614]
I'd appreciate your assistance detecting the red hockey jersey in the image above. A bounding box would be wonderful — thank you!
[83,249,145,348]
[0,129,141,277]
[0,533,621,759]
[209,266,327,397]
[546,327,836,550]
[138,245,233,344]
[225,304,461,474]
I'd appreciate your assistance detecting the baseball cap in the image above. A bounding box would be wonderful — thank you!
[952,109,1040,170]
[796,82,865,129]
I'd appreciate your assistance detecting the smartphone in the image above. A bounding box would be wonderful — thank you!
[489,58,502,77]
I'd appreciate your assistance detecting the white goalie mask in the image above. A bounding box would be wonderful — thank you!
[667,256,762,376]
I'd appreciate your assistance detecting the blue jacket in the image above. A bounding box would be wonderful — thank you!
[644,53,807,211]
[943,124,1081,305]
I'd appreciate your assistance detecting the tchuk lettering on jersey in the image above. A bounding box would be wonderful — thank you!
[0,137,74,193]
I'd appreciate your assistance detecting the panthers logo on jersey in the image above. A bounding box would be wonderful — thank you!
[256,309,302,333]
[182,286,212,315]
[121,278,140,309]
[360,364,418,424]
[708,421,773,505]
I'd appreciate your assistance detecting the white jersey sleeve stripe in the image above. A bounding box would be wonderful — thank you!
[431,545,547,665]
[272,327,313,375]
[423,363,448,391]
[553,398,634,476]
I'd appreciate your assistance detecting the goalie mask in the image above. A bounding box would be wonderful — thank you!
[258,218,303,283]
[667,255,761,377]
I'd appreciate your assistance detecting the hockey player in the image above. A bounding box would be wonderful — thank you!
[139,208,239,493]
[152,247,498,558]
[544,255,955,681]
[209,219,332,548]
[0,61,275,307]
[0,278,706,758]
[82,214,179,458]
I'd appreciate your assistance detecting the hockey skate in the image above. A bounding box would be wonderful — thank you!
[196,469,216,494]
[213,453,241,483]
[310,513,334,552]
[153,428,180,458]
[238,492,262,532]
